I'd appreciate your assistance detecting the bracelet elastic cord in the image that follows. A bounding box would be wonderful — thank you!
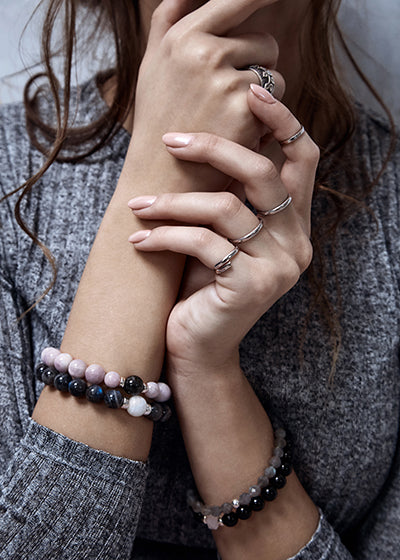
[36,347,172,423]
[187,427,292,529]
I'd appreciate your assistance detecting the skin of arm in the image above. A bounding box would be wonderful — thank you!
[32,0,280,460]
[128,87,320,556]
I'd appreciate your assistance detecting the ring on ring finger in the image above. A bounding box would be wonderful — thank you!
[214,246,239,275]
[246,65,275,95]
[256,195,292,217]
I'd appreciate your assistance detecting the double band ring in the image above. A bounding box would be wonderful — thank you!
[246,65,275,95]
[214,247,240,275]
[279,125,305,146]
[256,195,292,217]
[228,218,264,246]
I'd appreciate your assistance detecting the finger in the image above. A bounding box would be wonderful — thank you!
[147,0,195,47]
[185,0,280,36]
[128,192,265,256]
[128,225,242,274]
[248,84,320,224]
[220,33,279,70]
[162,132,290,219]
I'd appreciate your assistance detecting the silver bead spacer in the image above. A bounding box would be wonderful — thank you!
[142,382,148,393]
[232,498,240,509]
[119,377,126,388]
[121,397,129,409]
[143,403,152,416]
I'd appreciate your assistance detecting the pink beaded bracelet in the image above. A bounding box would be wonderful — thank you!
[40,347,172,402]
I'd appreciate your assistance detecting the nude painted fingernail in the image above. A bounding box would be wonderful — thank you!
[128,230,152,243]
[162,133,193,147]
[128,196,157,210]
[250,83,276,103]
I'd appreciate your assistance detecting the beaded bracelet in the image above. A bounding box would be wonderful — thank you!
[36,348,172,423]
[187,427,292,530]
[40,347,171,401]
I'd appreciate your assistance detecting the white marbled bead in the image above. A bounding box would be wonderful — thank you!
[127,395,148,417]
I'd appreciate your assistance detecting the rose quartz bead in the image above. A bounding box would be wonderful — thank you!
[41,347,60,367]
[85,364,106,384]
[68,359,87,379]
[155,382,172,403]
[53,352,73,373]
[145,381,160,399]
[127,395,148,417]
[104,371,121,388]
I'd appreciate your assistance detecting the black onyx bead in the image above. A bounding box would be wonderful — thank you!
[160,404,172,423]
[148,403,163,422]
[54,373,72,392]
[104,389,124,408]
[68,378,87,397]
[35,362,48,381]
[236,505,252,520]
[86,384,104,403]
[270,474,287,489]
[222,512,238,527]
[278,462,292,477]
[261,486,278,502]
[124,375,144,395]
[42,367,57,386]
[250,496,265,512]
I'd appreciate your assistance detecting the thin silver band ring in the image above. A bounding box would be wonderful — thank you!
[256,195,292,217]
[228,218,264,246]
[214,247,240,275]
[279,126,305,145]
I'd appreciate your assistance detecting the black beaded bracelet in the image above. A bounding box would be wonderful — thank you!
[35,362,172,422]
[187,428,292,530]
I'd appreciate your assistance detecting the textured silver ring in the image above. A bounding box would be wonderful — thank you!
[228,218,264,246]
[246,65,275,95]
[279,125,305,145]
[256,195,292,217]
[214,247,240,275]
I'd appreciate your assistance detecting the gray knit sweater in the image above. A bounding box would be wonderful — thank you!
[0,79,399,559]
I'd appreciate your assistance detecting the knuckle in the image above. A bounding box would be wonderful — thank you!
[296,237,313,272]
[253,158,279,184]
[196,228,214,249]
[214,193,243,220]
[304,141,320,165]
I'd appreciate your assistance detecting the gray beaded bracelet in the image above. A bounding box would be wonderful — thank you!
[187,427,292,530]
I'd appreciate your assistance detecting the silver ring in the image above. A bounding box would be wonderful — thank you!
[246,65,275,95]
[279,126,305,145]
[256,195,292,217]
[228,218,264,245]
[214,247,240,275]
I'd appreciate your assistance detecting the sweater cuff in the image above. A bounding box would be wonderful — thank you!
[287,510,353,560]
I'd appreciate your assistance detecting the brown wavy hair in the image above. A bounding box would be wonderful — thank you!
[2,0,396,374]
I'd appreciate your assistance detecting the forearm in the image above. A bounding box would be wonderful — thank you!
[32,145,212,460]
[170,364,319,559]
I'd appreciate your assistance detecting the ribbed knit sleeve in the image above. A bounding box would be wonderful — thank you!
[0,101,148,560]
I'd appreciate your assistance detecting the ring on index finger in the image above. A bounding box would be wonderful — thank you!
[228,218,263,245]
[256,195,292,217]
[246,65,275,95]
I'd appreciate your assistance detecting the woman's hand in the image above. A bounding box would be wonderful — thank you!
[128,85,319,372]
[128,0,285,192]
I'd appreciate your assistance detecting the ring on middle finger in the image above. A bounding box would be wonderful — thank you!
[246,65,275,95]
[256,195,292,217]
[228,218,264,246]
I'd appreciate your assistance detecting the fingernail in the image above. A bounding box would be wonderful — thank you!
[250,83,276,103]
[128,196,157,210]
[128,230,152,243]
[162,133,193,147]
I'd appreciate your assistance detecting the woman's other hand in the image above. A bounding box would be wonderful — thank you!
[128,86,319,373]
[128,0,284,191]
